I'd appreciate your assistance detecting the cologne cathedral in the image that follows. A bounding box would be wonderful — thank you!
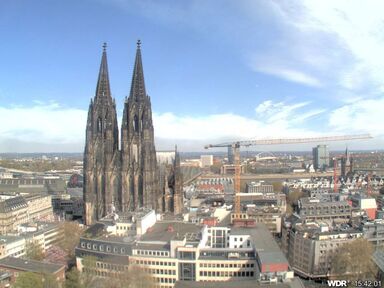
[84,42,183,225]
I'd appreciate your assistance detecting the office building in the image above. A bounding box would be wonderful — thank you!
[312,145,329,170]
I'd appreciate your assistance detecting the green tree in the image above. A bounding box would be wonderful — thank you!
[13,272,43,288]
[42,273,60,288]
[65,267,81,288]
[80,256,98,288]
[25,241,45,261]
[331,238,377,281]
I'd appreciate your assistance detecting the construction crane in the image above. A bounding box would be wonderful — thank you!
[205,134,372,221]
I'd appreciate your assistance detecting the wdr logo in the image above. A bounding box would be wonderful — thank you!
[327,280,348,287]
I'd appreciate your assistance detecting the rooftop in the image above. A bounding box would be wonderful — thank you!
[0,257,64,274]
[140,221,202,243]
[232,223,288,265]
[0,196,28,213]
[0,235,24,244]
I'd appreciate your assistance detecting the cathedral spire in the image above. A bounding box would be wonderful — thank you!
[95,42,111,100]
[129,40,147,101]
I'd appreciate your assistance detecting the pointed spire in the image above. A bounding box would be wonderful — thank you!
[95,42,111,99]
[129,40,146,101]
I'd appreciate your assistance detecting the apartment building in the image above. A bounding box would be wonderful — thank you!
[286,221,362,279]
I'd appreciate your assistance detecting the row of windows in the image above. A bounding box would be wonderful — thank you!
[117,225,134,230]
[155,278,176,284]
[143,268,176,275]
[81,242,128,254]
[199,263,254,268]
[199,270,254,277]
[96,262,127,271]
[136,250,169,257]
[133,259,176,266]
[87,269,120,278]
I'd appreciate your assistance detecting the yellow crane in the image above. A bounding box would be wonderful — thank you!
[205,134,372,221]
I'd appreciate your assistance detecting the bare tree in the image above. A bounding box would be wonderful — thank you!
[331,238,377,281]
[58,221,84,259]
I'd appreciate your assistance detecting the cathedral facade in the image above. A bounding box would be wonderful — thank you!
[84,42,182,225]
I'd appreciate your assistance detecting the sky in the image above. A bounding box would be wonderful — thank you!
[1,0,384,152]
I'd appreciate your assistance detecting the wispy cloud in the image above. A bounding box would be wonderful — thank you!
[265,1,384,93]
[251,65,322,87]
[329,97,384,136]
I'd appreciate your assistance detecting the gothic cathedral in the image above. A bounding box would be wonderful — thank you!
[84,42,183,225]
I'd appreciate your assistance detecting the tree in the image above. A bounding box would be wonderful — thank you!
[58,221,84,259]
[25,241,45,261]
[42,273,60,288]
[272,181,283,193]
[13,272,43,288]
[79,256,98,288]
[331,238,377,281]
[65,267,81,288]
[105,266,155,288]
[286,189,304,215]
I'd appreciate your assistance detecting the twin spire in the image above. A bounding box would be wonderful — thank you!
[95,40,146,102]
[95,42,111,100]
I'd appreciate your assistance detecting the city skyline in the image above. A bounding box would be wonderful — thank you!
[1,0,384,152]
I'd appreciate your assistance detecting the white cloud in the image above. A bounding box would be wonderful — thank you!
[252,65,322,87]
[153,100,324,144]
[0,100,323,151]
[329,97,384,136]
[0,101,87,144]
[1,99,382,152]
[269,1,384,93]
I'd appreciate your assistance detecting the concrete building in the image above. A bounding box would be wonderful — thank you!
[286,221,362,279]
[24,194,54,222]
[0,236,25,259]
[0,256,65,285]
[19,222,64,253]
[200,155,213,168]
[350,195,377,220]
[246,182,274,194]
[297,198,351,221]
[361,220,384,248]
[0,177,66,195]
[75,210,293,287]
[0,196,29,234]
[246,207,282,234]
[0,194,54,234]
[312,145,329,171]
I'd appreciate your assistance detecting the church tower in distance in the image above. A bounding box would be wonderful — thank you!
[121,40,160,212]
[84,44,120,225]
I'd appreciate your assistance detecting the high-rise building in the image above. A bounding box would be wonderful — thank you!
[312,144,329,170]
[200,155,213,167]
[84,42,183,225]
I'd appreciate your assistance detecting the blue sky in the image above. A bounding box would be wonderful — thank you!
[0,0,383,152]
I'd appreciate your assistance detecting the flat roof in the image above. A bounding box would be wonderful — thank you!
[231,223,288,265]
[140,221,202,243]
[0,257,64,274]
[0,235,24,244]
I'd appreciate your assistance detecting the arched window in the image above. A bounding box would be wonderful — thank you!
[133,115,139,132]
[97,117,102,133]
